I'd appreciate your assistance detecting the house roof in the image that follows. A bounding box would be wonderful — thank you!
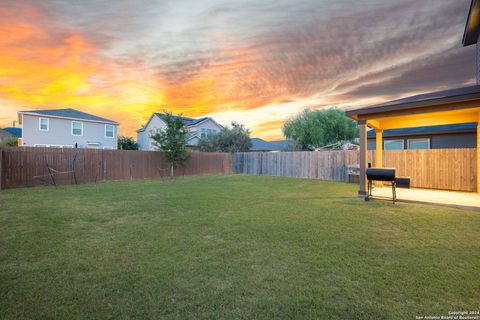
[0,128,14,138]
[346,85,480,119]
[463,0,480,46]
[2,127,22,137]
[154,113,209,126]
[19,108,118,125]
[250,138,294,151]
[367,122,478,138]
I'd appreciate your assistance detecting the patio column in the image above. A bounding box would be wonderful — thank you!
[358,120,367,196]
[375,129,383,168]
[477,119,480,193]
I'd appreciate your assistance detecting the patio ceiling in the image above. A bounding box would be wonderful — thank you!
[365,107,480,130]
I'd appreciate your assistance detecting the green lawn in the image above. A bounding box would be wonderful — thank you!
[1,175,479,319]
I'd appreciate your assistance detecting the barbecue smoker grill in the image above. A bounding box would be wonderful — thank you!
[365,168,397,203]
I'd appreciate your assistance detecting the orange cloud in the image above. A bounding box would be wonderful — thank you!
[249,120,285,140]
[0,5,167,135]
[253,119,284,133]
[0,4,293,136]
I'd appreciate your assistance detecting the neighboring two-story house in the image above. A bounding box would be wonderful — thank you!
[137,113,223,151]
[18,108,119,149]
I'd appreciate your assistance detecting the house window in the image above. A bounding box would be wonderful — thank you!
[201,128,207,138]
[72,121,83,136]
[384,139,404,150]
[39,118,49,131]
[407,138,430,150]
[105,125,114,138]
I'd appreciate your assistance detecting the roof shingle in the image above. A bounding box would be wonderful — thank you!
[154,113,208,126]
[2,127,22,137]
[20,108,118,124]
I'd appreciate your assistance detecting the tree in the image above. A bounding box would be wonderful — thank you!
[0,137,18,147]
[117,136,139,150]
[150,112,190,177]
[282,107,358,150]
[198,122,252,152]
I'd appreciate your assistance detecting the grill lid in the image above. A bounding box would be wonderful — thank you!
[366,167,396,181]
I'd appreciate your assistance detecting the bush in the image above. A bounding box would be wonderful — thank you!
[198,122,251,152]
[0,137,18,147]
[118,136,139,150]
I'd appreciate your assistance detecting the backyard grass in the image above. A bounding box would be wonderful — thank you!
[0,175,479,319]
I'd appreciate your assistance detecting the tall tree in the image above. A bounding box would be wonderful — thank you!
[198,122,252,152]
[117,136,139,150]
[150,113,190,177]
[282,107,358,150]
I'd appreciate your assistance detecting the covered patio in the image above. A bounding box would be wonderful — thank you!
[347,85,480,210]
[373,187,480,211]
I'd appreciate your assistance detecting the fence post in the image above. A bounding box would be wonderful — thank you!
[129,151,133,180]
[102,150,107,182]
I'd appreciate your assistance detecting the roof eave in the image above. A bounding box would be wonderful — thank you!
[345,90,480,119]
[368,128,477,138]
[186,134,200,141]
[463,0,480,46]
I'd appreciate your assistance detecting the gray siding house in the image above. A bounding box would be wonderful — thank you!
[137,113,223,151]
[18,108,119,149]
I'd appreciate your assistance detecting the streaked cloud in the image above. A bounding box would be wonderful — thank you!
[0,0,475,139]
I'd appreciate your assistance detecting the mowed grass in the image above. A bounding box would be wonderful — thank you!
[0,175,479,319]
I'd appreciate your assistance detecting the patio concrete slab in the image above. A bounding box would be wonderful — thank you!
[369,187,480,211]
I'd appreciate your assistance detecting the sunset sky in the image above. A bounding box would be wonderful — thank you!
[0,0,476,140]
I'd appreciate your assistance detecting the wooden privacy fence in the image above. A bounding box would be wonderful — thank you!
[0,147,232,189]
[234,149,477,192]
[368,149,477,192]
[234,151,359,182]
[0,147,476,192]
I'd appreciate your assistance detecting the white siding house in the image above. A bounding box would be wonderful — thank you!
[137,113,223,151]
[18,108,119,149]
